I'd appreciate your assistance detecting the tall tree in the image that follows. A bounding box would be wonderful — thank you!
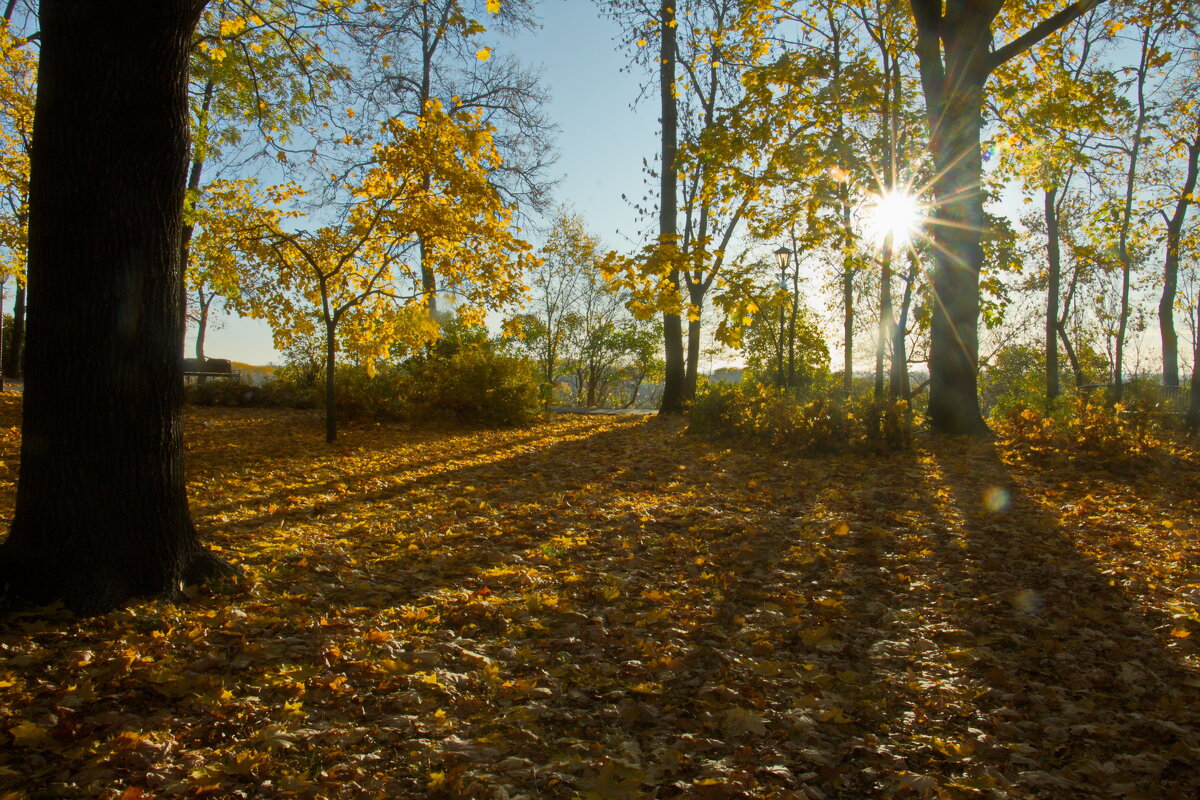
[990,5,1114,402]
[657,0,687,413]
[184,0,349,360]
[0,15,33,380]
[350,0,553,316]
[1155,30,1200,388]
[225,105,531,442]
[0,0,235,613]
[907,0,1102,434]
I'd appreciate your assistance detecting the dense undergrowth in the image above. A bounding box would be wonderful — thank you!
[186,343,542,428]
[0,395,1198,799]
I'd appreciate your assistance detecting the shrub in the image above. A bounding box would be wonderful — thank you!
[185,377,258,407]
[688,382,913,453]
[399,344,542,427]
[187,341,542,429]
[998,393,1169,468]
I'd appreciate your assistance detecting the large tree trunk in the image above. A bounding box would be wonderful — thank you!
[925,82,989,434]
[0,0,235,615]
[657,0,686,414]
[909,0,1098,433]
[911,2,990,435]
[1045,186,1061,402]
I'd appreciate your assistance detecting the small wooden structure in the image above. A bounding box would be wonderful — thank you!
[182,357,238,381]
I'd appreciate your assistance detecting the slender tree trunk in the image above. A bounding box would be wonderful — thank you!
[876,235,894,399]
[684,282,704,399]
[1159,127,1200,388]
[5,281,24,380]
[1045,186,1061,402]
[842,192,853,395]
[1161,242,1181,388]
[0,278,6,392]
[324,318,338,444]
[0,0,236,614]
[1058,325,1083,387]
[10,281,23,377]
[194,288,212,361]
[685,316,702,397]
[1113,29,1151,403]
[1189,288,1200,431]
[181,77,214,359]
[419,230,438,318]
[891,255,915,400]
[658,0,685,414]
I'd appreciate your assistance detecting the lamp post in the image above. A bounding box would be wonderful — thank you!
[774,246,793,388]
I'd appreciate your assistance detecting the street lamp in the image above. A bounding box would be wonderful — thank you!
[774,246,792,287]
[774,246,793,388]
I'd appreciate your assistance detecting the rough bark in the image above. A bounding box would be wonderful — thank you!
[0,0,236,615]
[909,0,1099,433]
[657,0,686,414]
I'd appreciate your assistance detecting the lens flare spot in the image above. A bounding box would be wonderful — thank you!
[1012,589,1043,614]
[982,486,1010,513]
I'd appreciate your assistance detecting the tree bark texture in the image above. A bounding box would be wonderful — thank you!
[910,0,1098,432]
[0,0,235,614]
[909,0,993,434]
[657,0,686,414]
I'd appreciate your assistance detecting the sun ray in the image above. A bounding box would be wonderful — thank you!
[863,189,924,246]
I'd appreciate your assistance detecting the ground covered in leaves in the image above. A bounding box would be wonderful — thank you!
[1,395,1199,799]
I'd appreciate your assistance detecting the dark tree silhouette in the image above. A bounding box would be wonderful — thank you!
[909,0,1102,434]
[0,0,235,614]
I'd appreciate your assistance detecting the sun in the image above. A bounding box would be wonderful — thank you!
[863,190,923,246]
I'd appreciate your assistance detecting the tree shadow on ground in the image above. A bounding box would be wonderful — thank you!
[921,436,1200,799]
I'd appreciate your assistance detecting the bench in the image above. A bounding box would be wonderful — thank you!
[182,357,239,381]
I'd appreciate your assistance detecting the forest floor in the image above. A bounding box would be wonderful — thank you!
[1,396,1199,799]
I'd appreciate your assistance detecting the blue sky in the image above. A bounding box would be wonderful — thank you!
[201,0,659,366]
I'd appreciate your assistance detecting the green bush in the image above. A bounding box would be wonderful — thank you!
[399,344,542,427]
[688,382,913,453]
[187,339,542,429]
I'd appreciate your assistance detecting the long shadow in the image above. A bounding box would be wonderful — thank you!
[197,417,660,612]
[187,415,585,521]
[923,437,1200,799]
